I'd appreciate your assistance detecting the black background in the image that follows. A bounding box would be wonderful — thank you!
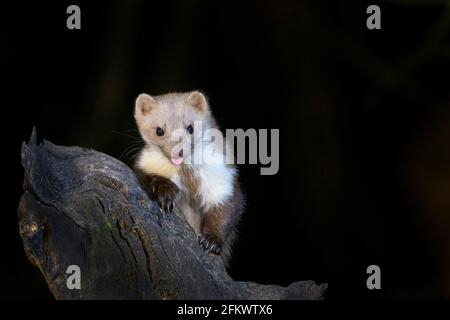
[3,0,450,299]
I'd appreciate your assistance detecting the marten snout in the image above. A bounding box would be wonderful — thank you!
[169,145,184,166]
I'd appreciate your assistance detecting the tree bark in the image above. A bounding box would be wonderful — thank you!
[17,128,327,300]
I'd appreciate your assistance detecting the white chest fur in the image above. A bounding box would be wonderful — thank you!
[137,144,236,211]
[192,162,235,210]
[136,147,178,178]
[189,138,236,210]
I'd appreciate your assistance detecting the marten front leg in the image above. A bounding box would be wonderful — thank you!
[135,169,179,212]
[198,205,231,255]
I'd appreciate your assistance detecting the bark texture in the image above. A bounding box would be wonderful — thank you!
[17,129,327,300]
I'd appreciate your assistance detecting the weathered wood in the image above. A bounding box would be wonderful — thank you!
[17,128,327,300]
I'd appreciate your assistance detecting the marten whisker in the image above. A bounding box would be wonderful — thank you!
[120,143,145,161]
[111,130,141,142]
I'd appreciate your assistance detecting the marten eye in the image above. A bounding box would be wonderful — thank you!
[156,127,164,136]
[186,125,194,134]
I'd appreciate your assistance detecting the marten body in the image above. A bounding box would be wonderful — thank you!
[133,91,244,266]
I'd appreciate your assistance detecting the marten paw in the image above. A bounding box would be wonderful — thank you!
[150,177,179,213]
[198,233,222,255]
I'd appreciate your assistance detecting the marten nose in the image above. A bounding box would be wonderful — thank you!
[179,149,183,158]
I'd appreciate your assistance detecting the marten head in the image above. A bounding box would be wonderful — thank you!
[134,91,215,166]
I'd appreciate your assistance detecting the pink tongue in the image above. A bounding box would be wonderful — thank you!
[171,157,183,166]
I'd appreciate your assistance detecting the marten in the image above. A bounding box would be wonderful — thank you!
[133,91,244,266]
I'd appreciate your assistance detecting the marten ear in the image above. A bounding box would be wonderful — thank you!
[187,91,209,113]
[135,93,157,118]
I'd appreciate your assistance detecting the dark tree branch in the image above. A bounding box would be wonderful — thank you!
[17,128,327,300]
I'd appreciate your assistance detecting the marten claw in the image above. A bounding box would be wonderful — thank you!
[210,243,222,255]
[148,177,178,214]
[198,234,222,255]
[155,191,176,213]
[159,198,174,213]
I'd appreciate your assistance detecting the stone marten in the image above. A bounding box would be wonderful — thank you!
[133,91,244,266]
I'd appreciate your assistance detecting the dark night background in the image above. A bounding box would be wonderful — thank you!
[2,0,450,299]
